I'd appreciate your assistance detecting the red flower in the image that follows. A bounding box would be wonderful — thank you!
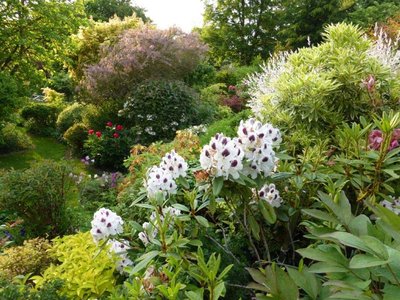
[116,124,123,131]
[96,131,102,138]
[88,129,94,135]
[228,85,236,91]
[106,121,113,127]
[113,132,119,138]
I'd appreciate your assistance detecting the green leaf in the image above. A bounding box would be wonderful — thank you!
[248,214,260,240]
[185,289,204,300]
[130,250,160,275]
[212,176,224,196]
[287,267,320,300]
[258,200,277,224]
[302,209,340,223]
[297,245,348,266]
[172,203,190,212]
[321,232,371,254]
[214,281,226,300]
[246,268,266,286]
[175,176,190,189]
[308,262,348,273]
[194,215,209,227]
[349,254,388,268]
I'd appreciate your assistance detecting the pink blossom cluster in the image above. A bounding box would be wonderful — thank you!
[368,129,400,151]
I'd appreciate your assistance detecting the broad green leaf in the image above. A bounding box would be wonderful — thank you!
[214,281,226,300]
[308,262,348,273]
[248,214,260,240]
[212,176,224,196]
[246,268,267,286]
[258,200,277,224]
[172,203,190,212]
[287,267,320,300]
[321,232,371,254]
[185,288,204,300]
[360,235,388,260]
[130,250,160,274]
[302,209,340,223]
[194,215,209,227]
[297,245,348,266]
[349,254,388,268]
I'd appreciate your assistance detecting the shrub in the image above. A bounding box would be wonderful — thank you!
[246,23,400,147]
[32,232,118,299]
[121,80,200,145]
[184,62,217,90]
[56,103,85,134]
[0,280,67,300]
[0,161,72,238]
[0,238,53,281]
[84,122,134,171]
[215,64,260,86]
[81,26,207,104]
[63,122,88,154]
[199,110,250,145]
[20,103,61,136]
[0,123,33,154]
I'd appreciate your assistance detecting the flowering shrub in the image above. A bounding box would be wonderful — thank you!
[84,122,133,171]
[81,26,207,103]
[368,128,400,151]
[121,80,201,145]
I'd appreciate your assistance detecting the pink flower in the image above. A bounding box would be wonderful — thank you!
[96,131,102,138]
[113,133,119,138]
[368,130,383,150]
[228,85,236,92]
[392,128,400,140]
[106,121,113,127]
[363,75,375,93]
[389,139,399,151]
[88,129,94,135]
[116,125,123,131]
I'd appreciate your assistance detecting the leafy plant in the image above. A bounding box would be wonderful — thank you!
[32,232,118,299]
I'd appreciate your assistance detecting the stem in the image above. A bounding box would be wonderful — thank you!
[259,225,271,262]
[206,234,242,265]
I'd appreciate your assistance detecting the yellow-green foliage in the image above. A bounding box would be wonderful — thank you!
[0,238,52,281]
[33,232,117,299]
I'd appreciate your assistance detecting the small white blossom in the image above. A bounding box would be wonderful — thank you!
[259,184,282,208]
[138,232,150,246]
[237,118,281,178]
[380,198,400,215]
[200,133,244,179]
[108,239,133,274]
[145,166,177,198]
[160,150,188,179]
[90,208,124,243]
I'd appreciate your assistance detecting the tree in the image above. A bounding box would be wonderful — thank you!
[84,0,149,23]
[0,0,87,94]
[201,0,280,66]
[80,27,207,104]
[67,16,144,81]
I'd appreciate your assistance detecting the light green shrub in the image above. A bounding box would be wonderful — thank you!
[33,232,118,299]
[0,238,53,281]
[56,103,86,134]
[0,123,33,154]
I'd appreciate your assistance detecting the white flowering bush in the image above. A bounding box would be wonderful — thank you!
[145,150,188,198]
[90,208,124,243]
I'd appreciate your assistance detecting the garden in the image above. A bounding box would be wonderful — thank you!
[1,0,400,299]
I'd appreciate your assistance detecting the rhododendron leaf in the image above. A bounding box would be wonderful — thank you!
[212,176,224,196]
[259,200,277,224]
[248,215,260,240]
[130,250,160,275]
[195,215,209,228]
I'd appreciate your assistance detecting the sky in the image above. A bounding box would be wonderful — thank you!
[134,0,205,32]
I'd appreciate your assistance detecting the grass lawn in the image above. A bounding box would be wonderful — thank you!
[0,136,84,171]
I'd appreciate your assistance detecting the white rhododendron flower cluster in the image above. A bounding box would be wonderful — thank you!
[145,150,188,198]
[108,239,134,274]
[138,206,182,246]
[200,119,281,180]
[200,133,244,179]
[380,197,400,215]
[238,118,281,179]
[258,184,282,208]
[90,208,124,243]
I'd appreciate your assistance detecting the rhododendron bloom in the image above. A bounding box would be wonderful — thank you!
[90,208,124,243]
[88,129,94,135]
[146,166,177,198]
[108,239,133,274]
[160,150,188,179]
[362,75,375,92]
[116,124,123,131]
[381,198,400,215]
[258,184,282,208]
[113,132,119,138]
[96,131,102,138]
[237,118,280,178]
[200,133,244,179]
[106,121,113,127]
